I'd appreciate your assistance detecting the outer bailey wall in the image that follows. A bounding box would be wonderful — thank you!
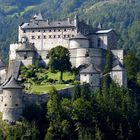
[23,87,73,107]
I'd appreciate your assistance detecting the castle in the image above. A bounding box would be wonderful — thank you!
[0,13,127,123]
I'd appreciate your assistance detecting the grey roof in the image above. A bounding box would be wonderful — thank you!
[13,61,22,80]
[80,64,101,74]
[3,76,22,89]
[70,32,88,40]
[112,64,125,71]
[96,29,113,34]
[16,42,35,52]
[35,13,43,20]
[21,19,75,29]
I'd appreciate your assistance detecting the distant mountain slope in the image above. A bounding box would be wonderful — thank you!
[0,0,140,60]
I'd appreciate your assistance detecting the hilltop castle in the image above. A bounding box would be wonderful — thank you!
[0,13,127,123]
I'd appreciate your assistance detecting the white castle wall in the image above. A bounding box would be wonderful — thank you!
[0,69,6,85]
[9,44,20,60]
[80,73,101,91]
[70,39,89,49]
[19,26,77,50]
[111,70,127,88]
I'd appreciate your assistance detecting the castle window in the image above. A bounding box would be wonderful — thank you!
[38,30,40,32]
[54,35,56,38]
[38,36,41,39]
[72,35,74,37]
[49,30,51,32]
[84,74,87,76]
[23,30,26,33]
[32,30,34,33]
[98,38,101,47]
[44,30,46,32]
[58,29,61,32]
[5,104,7,106]
[64,29,67,32]
[46,54,49,59]
[54,29,56,32]
[15,104,18,107]
[63,35,66,38]
[24,53,27,59]
[44,35,46,39]
[49,35,51,38]
[31,36,35,39]
[72,28,74,31]
[58,35,61,38]
[67,34,70,38]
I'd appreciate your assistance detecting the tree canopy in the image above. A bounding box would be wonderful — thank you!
[49,46,72,81]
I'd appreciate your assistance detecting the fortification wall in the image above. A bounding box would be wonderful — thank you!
[23,87,73,107]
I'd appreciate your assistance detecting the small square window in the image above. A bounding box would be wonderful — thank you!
[64,29,67,32]
[44,35,46,39]
[54,35,56,38]
[58,35,61,38]
[38,36,41,39]
[49,30,51,32]
[38,30,40,32]
[15,104,18,106]
[5,104,7,106]
[64,35,66,38]
[54,29,56,32]
[31,36,35,39]
[49,35,51,38]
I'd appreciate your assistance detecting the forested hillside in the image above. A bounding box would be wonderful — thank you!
[0,0,140,61]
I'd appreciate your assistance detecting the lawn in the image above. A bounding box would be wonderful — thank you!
[47,71,75,81]
[30,84,73,93]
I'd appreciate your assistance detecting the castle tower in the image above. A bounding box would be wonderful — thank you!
[2,76,23,124]
[80,64,101,91]
[111,64,127,88]
[69,32,90,67]
[16,37,36,66]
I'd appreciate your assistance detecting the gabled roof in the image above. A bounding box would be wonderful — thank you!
[20,19,75,29]
[35,12,43,20]
[80,64,101,74]
[112,64,125,71]
[3,76,22,89]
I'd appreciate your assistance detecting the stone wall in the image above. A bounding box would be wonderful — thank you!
[19,26,77,50]
[111,49,124,65]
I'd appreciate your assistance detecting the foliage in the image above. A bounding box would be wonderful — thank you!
[49,46,72,81]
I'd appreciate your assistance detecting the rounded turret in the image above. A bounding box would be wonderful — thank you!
[2,76,23,124]
[69,32,89,49]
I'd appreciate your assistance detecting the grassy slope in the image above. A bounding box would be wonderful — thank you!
[31,84,73,93]
[28,71,74,93]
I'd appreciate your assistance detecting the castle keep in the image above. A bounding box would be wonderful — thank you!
[0,13,127,123]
